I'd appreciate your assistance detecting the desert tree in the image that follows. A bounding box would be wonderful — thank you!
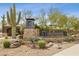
[58,15,68,28]
[38,9,48,26]
[21,9,33,27]
[48,7,62,26]
[68,16,79,30]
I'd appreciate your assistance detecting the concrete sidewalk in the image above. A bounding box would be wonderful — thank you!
[53,44,79,56]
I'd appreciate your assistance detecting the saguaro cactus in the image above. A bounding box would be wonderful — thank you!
[2,15,6,33]
[6,4,21,38]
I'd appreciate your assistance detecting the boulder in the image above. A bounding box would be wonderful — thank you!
[10,39,22,48]
[63,42,68,44]
[53,43,62,49]
[57,43,62,49]
[16,35,23,39]
[53,43,58,48]
[46,42,53,48]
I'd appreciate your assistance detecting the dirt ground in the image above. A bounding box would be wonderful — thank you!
[0,42,77,56]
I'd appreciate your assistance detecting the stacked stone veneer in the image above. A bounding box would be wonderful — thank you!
[23,29,39,39]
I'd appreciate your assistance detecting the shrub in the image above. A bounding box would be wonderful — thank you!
[5,36,8,39]
[64,36,75,42]
[29,36,37,48]
[3,39,10,48]
[30,36,36,44]
[30,37,42,43]
[34,25,40,29]
[38,40,46,49]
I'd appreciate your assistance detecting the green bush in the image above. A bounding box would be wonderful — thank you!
[3,39,10,48]
[5,36,8,39]
[38,40,46,49]
[34,25,40,29]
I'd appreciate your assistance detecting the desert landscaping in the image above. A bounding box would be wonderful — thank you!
[0,3,79,56]
[0,40,76,56]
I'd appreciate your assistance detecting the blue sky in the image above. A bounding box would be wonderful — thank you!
[0,3,79,21]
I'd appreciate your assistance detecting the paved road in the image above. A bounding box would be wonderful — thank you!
[53,44,79,56]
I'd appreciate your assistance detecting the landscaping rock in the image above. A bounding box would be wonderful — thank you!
[46,42,53,48]
[63,42,68,44]
[57,43,62,49]
[58,46,62,49]
[53,43,62,49]
[71,34,79,40]
[10,39,22,48]
[53,43,58,48]
[30,44,36,49]
[16,35,23,39]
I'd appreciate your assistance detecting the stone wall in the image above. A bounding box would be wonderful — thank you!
[23,29,39,40]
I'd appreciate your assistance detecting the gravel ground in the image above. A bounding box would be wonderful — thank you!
[0,42,76,56]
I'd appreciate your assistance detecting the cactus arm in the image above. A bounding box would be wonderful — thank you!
[10,7,14,26]
[7,11,11,25]
[2,15,6,33]
[16,12,21,25]
[13,3,16,26]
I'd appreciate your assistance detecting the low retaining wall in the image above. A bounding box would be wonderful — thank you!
[23,29,79,40]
